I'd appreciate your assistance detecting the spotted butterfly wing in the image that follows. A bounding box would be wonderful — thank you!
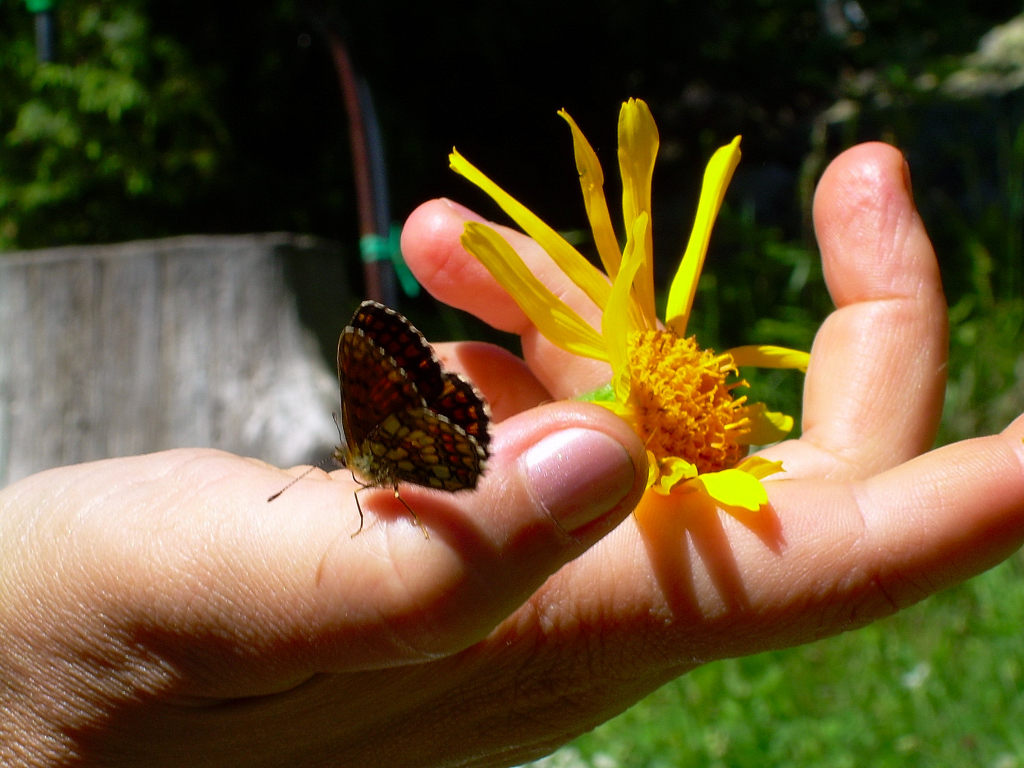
[435,372,491,453]
[344,300,446,402]
[335,301,490,494]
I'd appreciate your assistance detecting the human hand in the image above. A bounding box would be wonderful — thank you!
[4,142,1023,768]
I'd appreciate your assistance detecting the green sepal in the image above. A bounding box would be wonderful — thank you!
[575,383,616,403]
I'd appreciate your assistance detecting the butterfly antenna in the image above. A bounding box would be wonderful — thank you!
[267,457,334,502]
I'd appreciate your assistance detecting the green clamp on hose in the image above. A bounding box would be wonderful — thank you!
[359,224,421,298]
[25,0,56,12]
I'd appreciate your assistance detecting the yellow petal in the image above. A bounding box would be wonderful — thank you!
[461,222,608,360]
[733,456,785,480]
[734,402,794,445]
[727,344,810,372]
[666,137,742,335]
[617,99,659,326]
[645,449,660,489]
[651,454,698,495]
[603,212,649,401]
[450,149,613,312]
[559,109,623,280]
[691,467,768,511]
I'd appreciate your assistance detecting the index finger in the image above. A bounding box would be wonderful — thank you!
[401,199,613,398]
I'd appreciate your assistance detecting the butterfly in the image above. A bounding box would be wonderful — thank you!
[333,300,491,533]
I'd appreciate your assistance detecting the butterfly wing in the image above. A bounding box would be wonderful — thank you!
[431,372,492,453]
[347,301,446,402]
[337,321,426,450]
[365,406,488,491]
[336,300,491,492]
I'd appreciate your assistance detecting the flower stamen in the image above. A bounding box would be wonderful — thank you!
[623,330,749,474]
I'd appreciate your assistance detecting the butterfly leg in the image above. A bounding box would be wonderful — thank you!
[350,487,367,537]
[350,484,429,540]
[393,486,429,540]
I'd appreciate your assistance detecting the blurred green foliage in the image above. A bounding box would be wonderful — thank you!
[0,1,226,248]
[0,1,1018,263]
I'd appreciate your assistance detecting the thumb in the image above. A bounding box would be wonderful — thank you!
[328,401,648,664]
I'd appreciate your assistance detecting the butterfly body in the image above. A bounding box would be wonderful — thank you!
[335,301,491,503]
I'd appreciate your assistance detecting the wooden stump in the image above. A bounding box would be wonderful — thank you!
[0,233,351,488]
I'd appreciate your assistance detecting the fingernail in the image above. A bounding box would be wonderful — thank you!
[523,428,636,532]
[441,198,487,223]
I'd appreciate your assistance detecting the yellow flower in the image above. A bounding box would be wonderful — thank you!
[450,98,809,512]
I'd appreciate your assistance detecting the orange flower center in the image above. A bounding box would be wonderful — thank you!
[625,330,749,473]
